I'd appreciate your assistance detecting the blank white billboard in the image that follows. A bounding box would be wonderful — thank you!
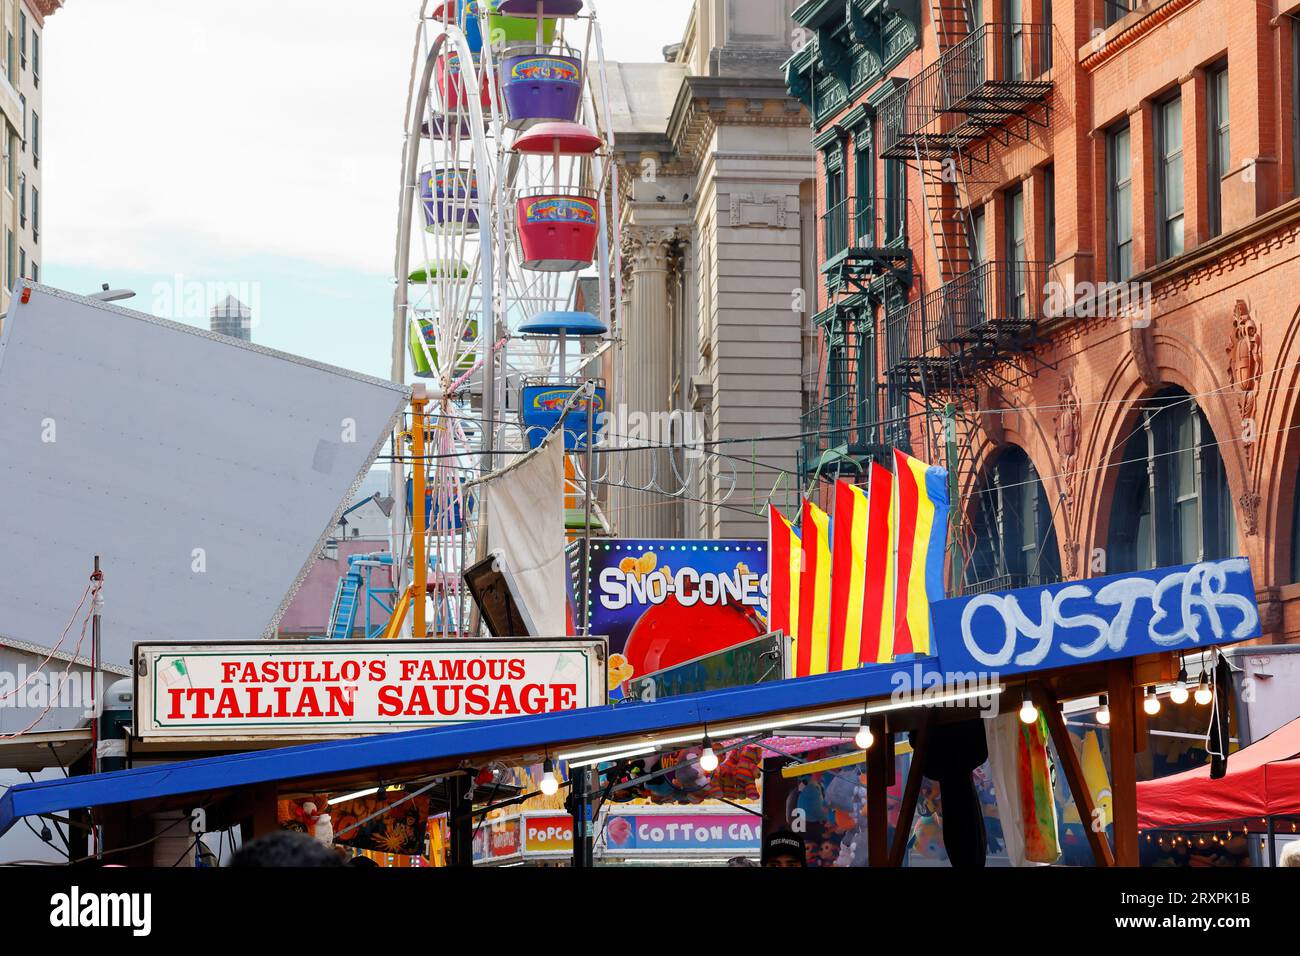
[0,284,408,667]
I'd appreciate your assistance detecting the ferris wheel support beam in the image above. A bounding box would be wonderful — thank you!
[392,19,499,630]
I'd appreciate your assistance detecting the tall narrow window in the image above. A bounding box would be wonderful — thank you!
[1005,186,1026,320]
[854,132,874,245]
[18,11,26,68]
[1294,21,1300,197]
[31,31,39,84]
[5,229,12,291]
[825,147,846,258]
[1107,123,1133,281]
[1207,64,1229,237]
[884,158,904,243]
[1156,95,1185,260]
[18,247,25,281]
[1043,164,1056,263]
[1041,0,1052,73]
[1005,0,1024,83]
[17,171,24,226]
[967,204,985,265]
[31,111,39,164]
[32,186,39,241]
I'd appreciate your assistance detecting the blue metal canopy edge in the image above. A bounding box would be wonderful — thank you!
[0,657,937,837]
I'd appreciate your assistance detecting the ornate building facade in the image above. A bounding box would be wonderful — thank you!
[607,0,815,539]
[788,0,1300,643]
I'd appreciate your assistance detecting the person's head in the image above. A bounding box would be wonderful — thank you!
[726,856,758,867]
[1280,840,1300,867]
[229,831,345,867]
[347,854,381,868]
[763,829,806,868]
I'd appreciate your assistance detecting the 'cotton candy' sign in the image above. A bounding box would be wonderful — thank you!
[931,558,1260,677]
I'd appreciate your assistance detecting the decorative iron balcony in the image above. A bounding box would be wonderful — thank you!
[885,259,1050,387]
[822,195,909,261]
[800,312,886,477]
[962,570,1062,596]
[821,195,913,294]
[878,22,1053,161]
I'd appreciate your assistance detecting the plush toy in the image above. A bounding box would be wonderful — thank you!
[302,801,334,848]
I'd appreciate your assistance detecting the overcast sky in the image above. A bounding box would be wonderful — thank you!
[41,0,694,378]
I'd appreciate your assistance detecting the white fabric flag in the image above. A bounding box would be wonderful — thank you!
[482,436,567,635]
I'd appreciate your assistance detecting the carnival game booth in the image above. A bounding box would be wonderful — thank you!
[1137,714,1300,866]
[0,558,1263,868]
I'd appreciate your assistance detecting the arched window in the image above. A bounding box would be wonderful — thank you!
[965,445,1061,591]
[1107,387,1235,573]
[1290,479,1300,582]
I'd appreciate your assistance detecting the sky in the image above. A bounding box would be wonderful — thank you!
[41,0,694,380]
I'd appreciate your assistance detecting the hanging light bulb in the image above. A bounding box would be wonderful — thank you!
[539,757,559,796]
[1018,690,1038,725]
[854,717,874,750]
[1143,686,1161,716]
[699,735,719,773]
[1096,694,1111,725]
[1170,666,1189,705]
[1194,670,1212,705]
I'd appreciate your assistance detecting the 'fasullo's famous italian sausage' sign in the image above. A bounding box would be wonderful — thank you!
[134,639,605,739]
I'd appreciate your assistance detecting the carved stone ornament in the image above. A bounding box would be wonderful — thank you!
[1227,299,1262,467]
[1054,372,1081,520]
[1130,321,1160,387]
[728,190,788,229]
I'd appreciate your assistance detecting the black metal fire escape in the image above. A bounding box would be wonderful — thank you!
[873,2,1055,587]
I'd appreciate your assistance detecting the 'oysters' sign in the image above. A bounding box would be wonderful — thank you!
[932,558,1260,676]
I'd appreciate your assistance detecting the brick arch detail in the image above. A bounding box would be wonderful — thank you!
[960,405,1066,578]
[1053,328,1245,576]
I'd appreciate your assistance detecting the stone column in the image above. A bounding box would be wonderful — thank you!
[617,224,680,538]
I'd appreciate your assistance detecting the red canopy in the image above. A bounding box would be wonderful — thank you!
[1136,715,1300,829]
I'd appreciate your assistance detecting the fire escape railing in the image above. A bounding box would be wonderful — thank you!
[878,21,1053,160]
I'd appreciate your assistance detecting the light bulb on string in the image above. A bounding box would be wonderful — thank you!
[1194,670,1212,705]
[854,717,874,750]
[1096,694,1111,725]
[1170,664,1189,705]
[539,757,559,796]
[1018,689,1038,725]
[699,735,719,773]
[1143,686,1161,716]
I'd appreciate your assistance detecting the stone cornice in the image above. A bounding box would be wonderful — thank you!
[1079,0,1198,72]
[666,77,811,174]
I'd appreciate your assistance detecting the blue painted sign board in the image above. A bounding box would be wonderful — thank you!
[931,557,1260,678]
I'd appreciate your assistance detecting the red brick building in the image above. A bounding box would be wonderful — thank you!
[787,0,1300,643]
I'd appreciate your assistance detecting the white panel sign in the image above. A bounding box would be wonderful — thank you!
[0,284,408,666]
[134,639,607,739]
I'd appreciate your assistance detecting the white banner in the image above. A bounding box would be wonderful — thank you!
[134,639,606,739]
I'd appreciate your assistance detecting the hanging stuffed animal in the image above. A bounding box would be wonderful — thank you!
[301,801,334,848]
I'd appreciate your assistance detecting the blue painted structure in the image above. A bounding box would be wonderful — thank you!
[325,552,396,640]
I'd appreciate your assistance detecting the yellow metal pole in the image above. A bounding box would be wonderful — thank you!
[411,387,428,638]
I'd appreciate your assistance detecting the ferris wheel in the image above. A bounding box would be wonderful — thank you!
[391,0,621,635]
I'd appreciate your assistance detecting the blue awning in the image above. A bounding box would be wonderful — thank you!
[0,659,938,836]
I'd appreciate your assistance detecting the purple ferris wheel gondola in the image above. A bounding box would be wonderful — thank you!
[495,0,584,16]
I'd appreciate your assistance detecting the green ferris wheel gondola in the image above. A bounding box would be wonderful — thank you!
[409,316,481,379]
[407,261,472,283]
